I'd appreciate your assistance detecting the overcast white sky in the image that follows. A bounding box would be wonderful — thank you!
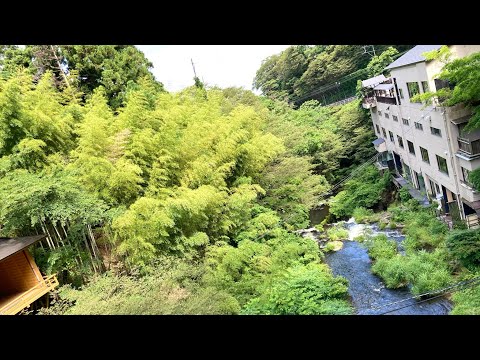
[136,45,289,93]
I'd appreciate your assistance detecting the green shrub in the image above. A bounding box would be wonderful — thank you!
[329,166,390,219]
[405,198,421,211]
[352,207,379,224]
[388,205,411,223]
[354,235,366,243]
[241,263,353,315]
[365,234,397,260]
[371,255,409,288]
[324,242,336,252]
[451,272,480,315]
[410,267,452,295]
[388,221,397,229]
[378,222,387,230]
[405,250,453,295]
[403,211,447,250]
[402,236,419,254]
[446,229,480,268]
[41,269,241,315]
[326,225,349,241]
[451,286,480,315]
[398,187,412,202]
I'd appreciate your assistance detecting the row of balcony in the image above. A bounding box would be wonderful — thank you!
[363,93,472,126]
[362,96,398,109]
[457,137,480,160]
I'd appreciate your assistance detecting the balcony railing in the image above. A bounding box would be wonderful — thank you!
[362,97,377,109]
[375,160,389,170]
[375,96,397,105]
[0,275,58,315]
[458,137,480,156]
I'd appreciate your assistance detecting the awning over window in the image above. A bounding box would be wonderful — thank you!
[362,74,387,89]
[373,83,395,91]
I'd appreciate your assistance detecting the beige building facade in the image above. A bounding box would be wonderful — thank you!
[363,45,480,223]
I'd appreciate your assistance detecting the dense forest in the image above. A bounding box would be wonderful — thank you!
[253,45,413,103]
[0,45,379,314]
[2,44,480,315]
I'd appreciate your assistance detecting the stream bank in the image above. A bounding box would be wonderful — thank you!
[301,218,452,315]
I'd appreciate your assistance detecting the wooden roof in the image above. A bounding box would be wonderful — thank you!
[0,235,46,262]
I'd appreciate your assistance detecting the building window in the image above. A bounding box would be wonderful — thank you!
[414,122,423,130]
[378,110,382,116]
[407,140,415,155]
[407,82,420,101]
[430,127,442,137]
[429,179,437,196]
[397,135,404,148]
[403,163,412,182]
[402,118,409,126]
[420,147,430,164]
[392,115,398,122]
[389,131,395,143]
[375,124,380,134]
[385,113,389,119]
[398,88,404,99]
[382,127,387,138]
[462,167,472,186]
[421,81,429,93]
[436,155,449,175]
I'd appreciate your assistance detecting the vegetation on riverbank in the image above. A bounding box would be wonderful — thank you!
[353,192,480,312]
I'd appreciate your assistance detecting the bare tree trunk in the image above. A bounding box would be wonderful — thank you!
[50,45,71,89]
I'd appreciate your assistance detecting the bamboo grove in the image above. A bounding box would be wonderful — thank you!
[0,45,378,313]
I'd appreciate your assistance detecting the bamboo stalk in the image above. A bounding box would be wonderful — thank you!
[40,223,55,250]
[52,221,66,247]
[87,224,99,260]
[88,224,105,272]
[66,223,84,267]
[35,226,45,250]
[43,220,59,248]
[60,223,68,238]
[82,228,98,274]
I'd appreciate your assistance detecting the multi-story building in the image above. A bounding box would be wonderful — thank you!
[362,45,480,225]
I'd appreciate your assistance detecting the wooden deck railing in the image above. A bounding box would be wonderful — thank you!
[0,275,59,315]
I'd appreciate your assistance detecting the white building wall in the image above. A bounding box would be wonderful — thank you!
[370,45,480,218]
[376,63,457,196]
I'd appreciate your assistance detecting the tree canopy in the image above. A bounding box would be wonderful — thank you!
[0,45,164,108]
[253,45,413,103]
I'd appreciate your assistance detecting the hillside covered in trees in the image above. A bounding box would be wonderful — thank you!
[0,45,385,314]
[253,45,413,103]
